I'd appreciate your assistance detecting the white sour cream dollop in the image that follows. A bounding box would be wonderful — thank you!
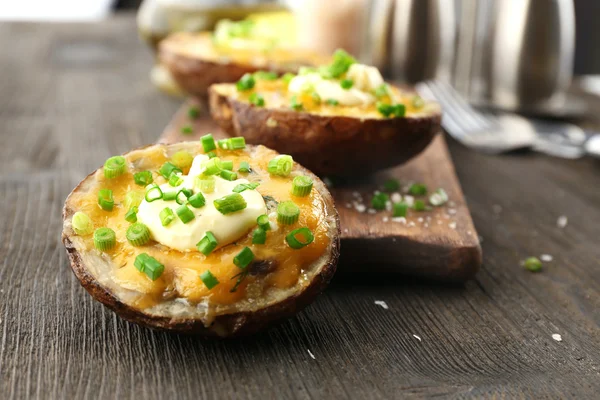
[137,155,266,252]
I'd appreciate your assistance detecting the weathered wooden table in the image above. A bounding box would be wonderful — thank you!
[1,15,599,399]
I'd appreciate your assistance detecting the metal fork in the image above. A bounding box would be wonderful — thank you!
[416,80,535,153]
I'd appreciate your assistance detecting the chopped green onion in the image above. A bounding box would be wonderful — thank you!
[93,227,116,251]
[393,202,408,217]
[413,199,426,211]
[374,84,389,98]
[218,137,246,150]
[340,79,354,90]
[134,253,164,281]
[268,155,293,177]
[230,137,246,149]
[290,96,303,111]
[201,133,217,152]
[221,160,234,170]
[188,192,206,208]
[286,227,314,249]
[429,188,449,207]
[162,191,176,201]
[126,222,151,246]
[409,183,428,196]
[188,106,200,120]
[377,102,406,118]
[196,231,218,255]
[383,178,400,192]
[133,171,153,186]
[311,92,321,105]
[277,201,300,225]
[319,49,356,79]
[326,99,339,106]
[214,193,247,214]
[124,206,138,223]
[195,176,215,193]
[97,189,114,211]
[168,172,183,187]
[202,157,222,175]
[233,182,259,193]
[220,169,238,181]
[176,188,193,205]
[282,72,296,84]
[249,92,265,107]
[299,66,317,76]
[412,96,425,109]
[238,161,251,173]
[72,211,93,235]
[124,191,143,210]
[145,184,163,202]
[253,71,278,80]
[257,214,271,231]
[371,193,389,210]
[252,227,267,244]
[176,204,195,223]
[159,162,182,179]
[207,151,217,159]
[391,104,406,117]
[171,151,194,170]
[292,175,313,197]
[199,270,220,289]
[103,156,127,179]
[524,257,542,272]
[159,207,175,226]
[236,73,255,91]
[181,125,193,135]
[234,247,254,269]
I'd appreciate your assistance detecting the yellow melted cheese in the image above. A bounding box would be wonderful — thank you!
[67,145,331,309]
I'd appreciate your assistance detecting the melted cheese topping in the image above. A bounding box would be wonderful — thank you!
[218,73,440,119]
[137,154,266,252]
[66,145,332,309]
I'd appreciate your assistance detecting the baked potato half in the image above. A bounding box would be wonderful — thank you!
[62,140,339,337]
[209,51,442,176]
[158,19,328,98]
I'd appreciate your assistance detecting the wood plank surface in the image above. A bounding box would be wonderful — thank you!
[1,14,600,400]
[160,100,481,281]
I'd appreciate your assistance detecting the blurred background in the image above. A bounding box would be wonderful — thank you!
[3,0,600,156]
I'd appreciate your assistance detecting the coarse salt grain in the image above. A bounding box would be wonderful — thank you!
[352,191,361,198]
[552,334,562,342]
[557,215,568,228]
[345,203,352,208]
[343,228,349,233]
[392,217,407,224]
[449,222,457,229]
[492,204,503,214]
[540,254,553,262]
[385,201,392,211]
[382,216,389,222]
[391,193,402,203]
[448,208,457,215]
[355,204,366,213]
[417,217,423,223]
[404,195,414,206]
[367,208,376,214]
[374,300,389,309]
[412,334,422,342]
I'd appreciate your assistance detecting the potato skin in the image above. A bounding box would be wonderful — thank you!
[61,144,340,337]
[159,36,300,98]
[209,87,442,176]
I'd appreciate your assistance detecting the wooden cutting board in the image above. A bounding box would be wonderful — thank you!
[159,100,482,281]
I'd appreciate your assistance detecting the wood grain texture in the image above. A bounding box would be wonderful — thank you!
[1,14,600,400]
[161,100,481,281]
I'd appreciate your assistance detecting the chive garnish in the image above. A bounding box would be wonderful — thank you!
[285,227,314,249]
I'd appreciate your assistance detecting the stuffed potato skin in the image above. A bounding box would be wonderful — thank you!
[209,84,442,176]
[62,143,340,337]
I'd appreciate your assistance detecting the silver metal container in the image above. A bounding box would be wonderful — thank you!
[454,0,576,112]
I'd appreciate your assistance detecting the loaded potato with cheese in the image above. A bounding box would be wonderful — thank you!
[62,137,339,336]
[159,18,329,98]
[209,50,442,176]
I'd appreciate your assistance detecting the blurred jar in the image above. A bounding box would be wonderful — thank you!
[284,0,367,56]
